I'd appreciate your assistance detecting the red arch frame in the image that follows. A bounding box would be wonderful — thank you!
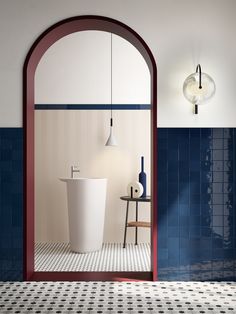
[23,15,157,281]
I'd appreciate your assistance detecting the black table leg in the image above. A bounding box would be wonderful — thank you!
[135,201,138,245]
[123,200,129,248]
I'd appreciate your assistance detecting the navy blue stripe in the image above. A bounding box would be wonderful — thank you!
[34,104,151,110]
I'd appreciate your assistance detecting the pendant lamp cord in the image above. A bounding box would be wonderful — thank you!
[110,33,113,126]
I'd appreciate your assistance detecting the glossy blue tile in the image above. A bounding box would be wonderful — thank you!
[213,171,224,182]
[213,150,224,160]
[168,213,179,226]
[223,182,233,193]
[189,215,200,226]
[180,238,189,249]
[201,227,212,237]
[212,215,224,226]
[224,172,233,182]
[190,171,200,183]
[190,128,200,137]
[168,149,178,161]
[158,138,168,149]
[0,128,23,281]
[168,226,179,237]
[168,258,179,268]
[224,129,233,138]
[190,160,200,171]
[168,137,178,150]
[158,158,168,173]
[179,172,189,183]
[212,182,223,193]
[213,129,224,138]
[158,128,168,139]
[190,204,200,216]
[158,148,167,161]
[226,147,234,159]
[167,193,178,204]
[224,139,232,149]
[168,249,179,260]
[213,160,224,171]
[179,190,189,205]
[201,215,211,226]
[213,139,224,149]
[179,204,189,216]
[224,249,234,259]
[212,193,223,204]
[201,128,212,138]
[179,144,189,161]
[213,226,224,237]
[168,172,178,183]
[168,182,178,194]
[180,226,189,237]
[157,128,236,280]
[201,160,212,171]
[212,204,224,215]
[159,248,168,260]
[201,149,212,161]
[190,182,200,196]
[190,147,200,160]
[158,238,167,248]
[190,226,201,238]
[168,162,179,173]
[201,141,213,153]
[190,193,200,204]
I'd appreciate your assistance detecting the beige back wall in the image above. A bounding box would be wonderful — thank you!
[35,110,151,243]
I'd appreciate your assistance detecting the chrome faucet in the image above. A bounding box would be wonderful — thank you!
[71,165,80,178]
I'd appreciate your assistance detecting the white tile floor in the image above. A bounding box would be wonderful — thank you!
[35,243,150,272]
[0,281,235,313]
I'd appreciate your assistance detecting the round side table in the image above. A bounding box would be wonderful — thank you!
[120,196,151,248]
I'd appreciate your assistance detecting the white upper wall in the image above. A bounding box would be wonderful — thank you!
[0,0,236,127]
[35,31,150,104]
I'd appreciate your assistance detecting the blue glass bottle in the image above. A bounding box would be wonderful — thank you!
[139,156,146,197]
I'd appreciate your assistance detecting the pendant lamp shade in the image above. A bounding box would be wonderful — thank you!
[105,33,118,146]
[105,126,118,146]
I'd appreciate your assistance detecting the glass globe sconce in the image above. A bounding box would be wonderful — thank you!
[183,64,216,114]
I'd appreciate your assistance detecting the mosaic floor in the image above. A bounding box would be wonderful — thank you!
[0,281,235,313]
[35,243,150,272]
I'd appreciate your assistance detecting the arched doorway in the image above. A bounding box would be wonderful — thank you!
[23,15,157,281]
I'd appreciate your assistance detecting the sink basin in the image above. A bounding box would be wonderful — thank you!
[60,177,107,253]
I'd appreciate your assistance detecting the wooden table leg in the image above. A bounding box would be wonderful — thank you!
[135,201,138,245]
[123,200,129,248]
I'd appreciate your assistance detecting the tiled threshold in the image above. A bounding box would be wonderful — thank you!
[35,242,150,272]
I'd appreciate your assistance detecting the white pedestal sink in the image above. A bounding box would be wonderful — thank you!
[60,177,107,253]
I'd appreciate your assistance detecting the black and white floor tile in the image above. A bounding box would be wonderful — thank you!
[0,281,235,313]
[35,243,150,272]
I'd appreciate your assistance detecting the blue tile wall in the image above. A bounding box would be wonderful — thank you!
[158,128,236,281]
[0,127,235,281]
[0,128,23,281]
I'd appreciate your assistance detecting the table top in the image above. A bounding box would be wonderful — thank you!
[120,196,151,202]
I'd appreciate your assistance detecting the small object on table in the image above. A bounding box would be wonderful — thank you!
[120,195,151,248]
[139,156,147,197]
[127,181,143,198]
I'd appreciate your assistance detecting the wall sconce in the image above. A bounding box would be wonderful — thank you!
[183,64,216,114]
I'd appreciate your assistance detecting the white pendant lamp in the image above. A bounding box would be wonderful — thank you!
[105,33,118,146]
[105,122,118,146]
